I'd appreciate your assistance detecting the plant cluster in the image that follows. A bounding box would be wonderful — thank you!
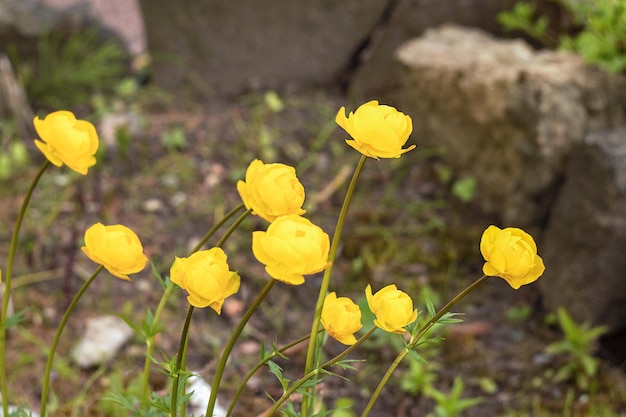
[499,0,626,73]
[1,101,547,416]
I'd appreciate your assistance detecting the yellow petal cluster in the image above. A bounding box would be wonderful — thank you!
[237,159,306,222]
[321,292,362,345]
[365,284,418,334]
[34,111,99,175]
[335,100,415,159]
[170,248,240,313]
[81,223,148,280]
[252,215,330,285]
[480,225,545,289]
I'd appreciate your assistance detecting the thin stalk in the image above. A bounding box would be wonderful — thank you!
[141,281,175,401]
[225,331,319,417]
[170,304,195,417]
[40,265,104,417]
[301,155,366,416]
[192,203,246,253]
[205,279,275,417]
[360,275,489,417]
[1,161,50,417]
[266,327,376,417]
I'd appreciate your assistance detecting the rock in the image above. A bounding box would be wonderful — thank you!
[395,25,626,227]
[347,0,518,101]
[138,0,391,96]
[185,373,226,417]
[71,315,133,368]
[394,25,626,332]
[540,129,626,332]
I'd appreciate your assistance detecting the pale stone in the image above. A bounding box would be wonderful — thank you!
[71,315,133,368]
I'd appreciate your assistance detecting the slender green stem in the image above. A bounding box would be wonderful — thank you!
[266,327,376,417]
[192,203,246,253]
[141,281,176,401]
[216,208,252,249]
[40,265,104,417]
[301,155,367,416]
[225,331,319,417]
[360,275,489,417]
[170,304,195,417]
[1,161,50,417]
[205,279,276,417]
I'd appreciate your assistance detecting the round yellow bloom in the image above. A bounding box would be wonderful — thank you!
[480,225,545,289]
[81,223,148,281]
[34,111,99,175]
[321,292,362,345]
[237,159,306,222]
[365,284,418,334]
[335,100,415,159]
[252,215,330,285]
[170,248,240,313]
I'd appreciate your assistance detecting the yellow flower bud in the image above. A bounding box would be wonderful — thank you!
[321,292,362,345]
[335,100,415,159]
[34,111,99,175]
[81,223,148,281]
[480,225,545,289]
[170,248,240,313]
[252,215,330,285]
[237,159,306,222]
[365,284,418,334]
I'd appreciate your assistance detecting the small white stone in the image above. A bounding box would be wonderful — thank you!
[71,315,133,368]
[186,373,226,417]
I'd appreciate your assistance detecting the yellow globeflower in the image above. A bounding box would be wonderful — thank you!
[480,225,545,289]
[237,159,306,223]
[252,215,330,285]
[82,223,148,281]
[170,248,240,313]
[335,100,415,159]
[365,284,418,334]
[321,292,362,345]
[34,110,99,175]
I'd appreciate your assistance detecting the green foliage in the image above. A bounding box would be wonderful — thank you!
[544,307,607,390]
[0,122,30,181]
[425,377,483,417]
[498,0,626,72]
[9,28,127,108]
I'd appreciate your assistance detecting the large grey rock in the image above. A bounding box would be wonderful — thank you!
[540,130,626,331]
[395,25,626,227]
[347,0,517,101]
[394,25,626,331]
[138,0,391,96]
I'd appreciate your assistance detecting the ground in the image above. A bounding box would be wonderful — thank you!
[1,90,626,417]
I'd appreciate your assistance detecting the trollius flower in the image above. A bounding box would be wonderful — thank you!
[252,215,330,285]
[480,225,545,289]
[366,284,418,334]
[321,292,362,345]
[34,110,99,175]
[170,248,240,313]
[335,100,415,159]
[81,223,148,280]
[237,159,306,222]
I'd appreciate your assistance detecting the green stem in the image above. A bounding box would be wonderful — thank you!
[301,155,366,416]
[192,203,246,253]
[205,279,276,417]
[141,281,175,401]
[266,327,376,417]
[1,161,49,417]
[170,304,195,417]
[225,331,319,417]
[216,208,252,249]
[360,275,489,417]
[40,264,104,417]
